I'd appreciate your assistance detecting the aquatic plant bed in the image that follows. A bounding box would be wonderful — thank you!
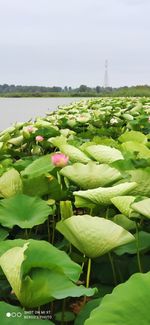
[0,97,150,324]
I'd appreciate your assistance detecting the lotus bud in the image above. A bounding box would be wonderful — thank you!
[51,153,69,167]
[35,135,44,142]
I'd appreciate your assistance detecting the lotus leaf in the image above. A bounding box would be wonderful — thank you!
[111,196,136,217]
[128,168,150,196]
[0,239,95,307]
[56,215,135,258]
[112,214,136,231]
[85,272,150,325]
[74,182,137,208]
[21,154,54,178]
[121,141,150,159]
[119,131,147,144]
[114,231,150,255]
[0,194,52,228]
[85,145,123,163]
[132,198,150,219]
[60,162,122,189]
[0,168,22,198]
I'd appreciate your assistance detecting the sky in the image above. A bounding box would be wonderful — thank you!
[0,0,149,88]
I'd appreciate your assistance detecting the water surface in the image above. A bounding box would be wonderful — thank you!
[0,97,83,131]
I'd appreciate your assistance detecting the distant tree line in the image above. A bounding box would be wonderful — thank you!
[0,84,150,97]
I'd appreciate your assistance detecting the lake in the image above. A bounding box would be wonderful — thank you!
[0,97,83,131]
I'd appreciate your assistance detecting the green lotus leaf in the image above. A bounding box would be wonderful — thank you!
[76,113,91,123]
[21,154,54,178]
[84,145,124,163]
[0,168,22,198]
[8,135,24,146]
[111,196,136,217]
[132,198,150,219]
[0,302,54,325]
[0,227,9,241]
[60,162,122,189]
[74,182,137,208]
[0,239,24,257]
[60,144,91,163]
[0,240,96,308]
[121,141,150,159]
[56,215,135,258]
[128,168,150,196]
[85,272,150,325]
[112,214,136,231]
[50,136,91,163]
[0,194,51,228]
[119,131,147,144]
[0,132,11,142]
[23,174,52,196]
[122,113,134,121]
[0,142,4,150]
[114,231,150,255]
[75,298,102,325]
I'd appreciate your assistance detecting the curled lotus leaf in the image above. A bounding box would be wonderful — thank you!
[84,145,124,163]
[56,215,135,258]
[0,239,96,308]
[111,196,136,217]
[74,182,137,208]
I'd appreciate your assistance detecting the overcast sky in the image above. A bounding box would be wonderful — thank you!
[0,0,149,87]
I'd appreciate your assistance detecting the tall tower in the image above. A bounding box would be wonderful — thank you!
[104,59,109,88]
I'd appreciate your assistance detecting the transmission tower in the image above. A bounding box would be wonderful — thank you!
[104,59,109,88]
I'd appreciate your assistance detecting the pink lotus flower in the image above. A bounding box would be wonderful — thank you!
[36,135,44,142]
[51,153,69,167]
[27,126,35,132]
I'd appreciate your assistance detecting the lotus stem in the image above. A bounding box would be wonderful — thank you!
[83,257,91,305]
[86,258,91,288]
[61,298,66,325]
[81,254,86,270]
[51,215,56,245]
[136,222,143,273]
[108,252,117,286]
[25,229,28,240]
[47,217,51,243]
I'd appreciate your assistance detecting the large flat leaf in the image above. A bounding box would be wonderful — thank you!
[74,182,137,207]
[56,215,134,258]
[50,137,91,163]
[119,131,147,144]
[111,196,136,217]
[60,162,122,189]
[0,168,22,198]
[0,227,9,241]
[121,141,150,159]
[128,168,150,196]
[75,298,102,325]
[85,272,150,325]
[0,239,96,308]
[60,144,91,163]
[114,231,150,255]
[0,194,51,228]
[21,154,54,178]
[112,214,136,231]
[85,145,124,163]
[132,198,150,219]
